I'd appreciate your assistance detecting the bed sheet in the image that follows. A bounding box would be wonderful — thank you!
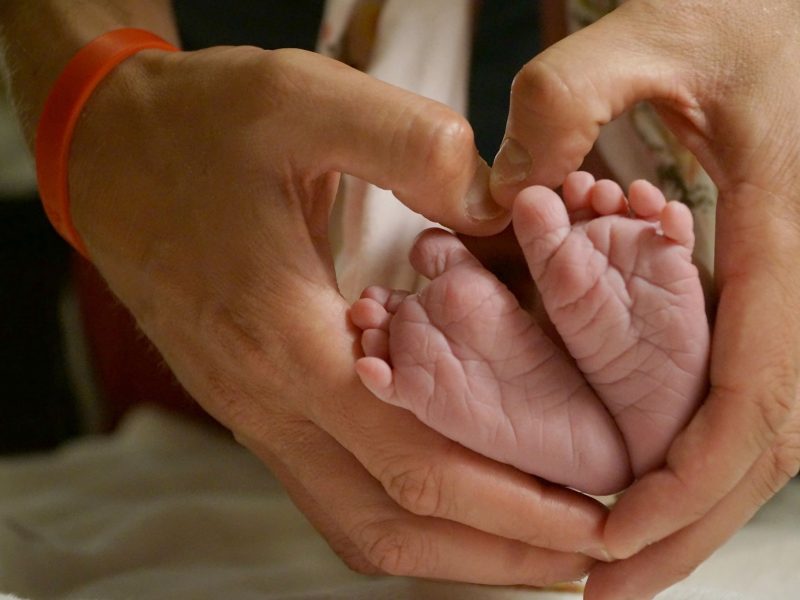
[0,407,796,599]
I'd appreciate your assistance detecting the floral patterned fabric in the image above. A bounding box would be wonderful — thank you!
[568,0,717,278]
[319,1,717,296]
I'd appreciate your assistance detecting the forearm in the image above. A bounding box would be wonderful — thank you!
[0,0,178,148]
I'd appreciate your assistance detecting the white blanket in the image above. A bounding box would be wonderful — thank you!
[0,407,796,600]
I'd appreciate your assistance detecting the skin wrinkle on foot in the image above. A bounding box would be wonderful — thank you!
[352,172,710,493]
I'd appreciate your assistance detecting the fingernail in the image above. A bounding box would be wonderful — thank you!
[583,547,614,562]
[491,137,532,187]
[465,158,506,221]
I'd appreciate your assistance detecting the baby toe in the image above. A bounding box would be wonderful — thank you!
[513,186,571,279]
[514,186,571,240]
[628,180,666,220]
[355,357,397,405]
[660,201,695,248]
[563,171,596,219]
[359,286,409,314]
[350,297,392,331]
[361,285,390,303]
[589,179,627,216]
[410,228,482,280]
[361,328,390,361]
[385,290,411,313]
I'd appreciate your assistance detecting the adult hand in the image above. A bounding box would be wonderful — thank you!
[492,1,800,597]
[63,45,608,583]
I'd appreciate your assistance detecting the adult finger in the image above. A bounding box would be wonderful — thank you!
[239,411,596,586]
[247,48,510,234]
[489,1,701,206]
[601,195,800,560]
[584,403,800,600]
[302,289,610,559]
[224,281,601,583]
[59,41,588,583]
[489,0,800,563]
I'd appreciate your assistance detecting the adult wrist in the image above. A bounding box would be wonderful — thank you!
[0,1,180,145]
[35,29,178,256]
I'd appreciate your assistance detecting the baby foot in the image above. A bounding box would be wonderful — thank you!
[351,230,631,495]
[515,172,710,476]
[350,174,709,491]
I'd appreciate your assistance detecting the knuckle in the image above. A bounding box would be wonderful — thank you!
[670,558,701,584]
[747,427,800,508]
[238,47,314,110]
[775,419,800,477]
[766,436,800,492]
[252,47,306,76]
[359,520,431,576]
[511,58,578,122]
[410,105,475,188]
[381,460,447,517]
[509,57,598,176]
[337,547,382,576]
[322,525,381,575]
[752,365,796,446]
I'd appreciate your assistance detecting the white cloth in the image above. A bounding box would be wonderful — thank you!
[566,0,717,278]
[320,0,473,301]
[0,407,797,600]
[323,0,718,301]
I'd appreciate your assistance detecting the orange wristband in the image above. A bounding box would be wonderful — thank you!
[35,28,179,258]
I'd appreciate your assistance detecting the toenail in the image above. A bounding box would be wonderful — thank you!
[491,138,532,187]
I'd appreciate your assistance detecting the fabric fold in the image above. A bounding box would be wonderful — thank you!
[319,0,473,302]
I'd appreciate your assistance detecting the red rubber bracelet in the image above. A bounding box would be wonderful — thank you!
[35,28,178,258]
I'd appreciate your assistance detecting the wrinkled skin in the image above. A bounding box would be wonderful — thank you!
[492,1,800,597]
[62,46,606,584]
[3,0,799,596]
[353,175,708,495]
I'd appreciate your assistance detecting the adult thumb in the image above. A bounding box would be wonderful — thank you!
[489,2,700,207]
[274,50,510,236]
